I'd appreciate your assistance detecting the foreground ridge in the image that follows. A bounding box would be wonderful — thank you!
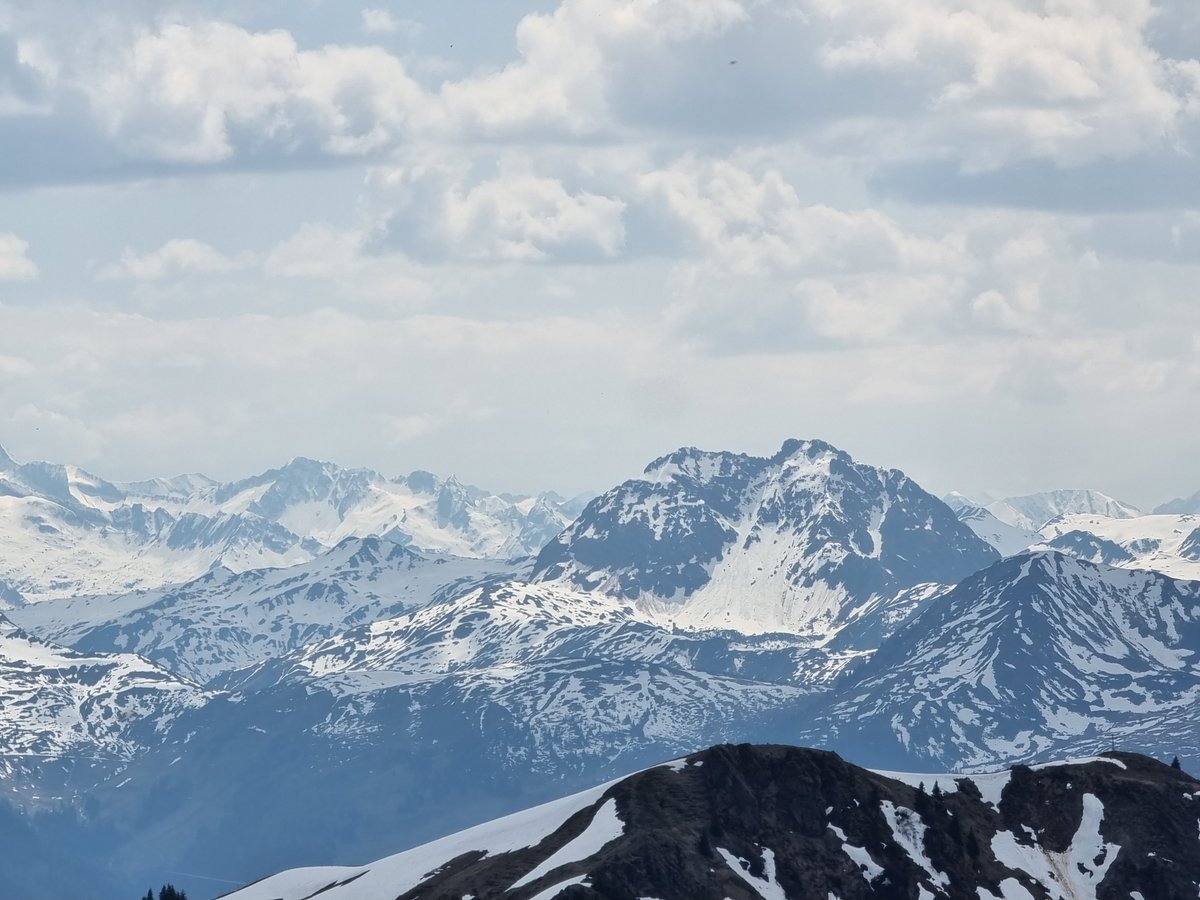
[223,743,1200,900]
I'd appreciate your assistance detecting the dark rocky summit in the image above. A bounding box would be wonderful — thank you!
[227,743,1200,900]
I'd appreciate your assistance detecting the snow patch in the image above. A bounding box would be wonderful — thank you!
[717,847,787,900]
[511,798,624,889]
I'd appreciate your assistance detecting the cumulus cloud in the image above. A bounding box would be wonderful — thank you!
[0,232,37,280]
[433,0,751,138]
[98,238,248,280]
[637,156,965,276]
[371,164,627,263]
[807,0,1198,167]
[81,21,425,163]
[1,0,1196,182]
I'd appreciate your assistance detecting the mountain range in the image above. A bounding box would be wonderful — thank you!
[3,439,1200,898]
[0,445,587,604]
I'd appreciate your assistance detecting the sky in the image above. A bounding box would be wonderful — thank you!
[1,0,1199,506]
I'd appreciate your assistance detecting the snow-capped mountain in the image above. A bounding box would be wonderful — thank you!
[0,444,580,602]
[0,613,207,803]
[6,436,1200,899]
[70,584,816,895]
[943,493,1041,557]
[985,489,1142,532]
[1037,512,1200,581]
[166,456,585,559]
[802,551,1200,771]
[9,536,516,684]
[1155,489,1200,515]
[223,743,1200,900]
[534,439,998,635]
[217,574,873,700]
[213,579,820,759]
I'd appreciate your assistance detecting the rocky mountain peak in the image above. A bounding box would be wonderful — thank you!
[536,439,996,635]
[221,743,1200,900]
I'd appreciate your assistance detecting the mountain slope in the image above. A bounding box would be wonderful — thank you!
[986,490,1142,531]
[1039,512,1200,580]
[944,493,1041,556]
[801,551,1200,771]
[221,743,1200,900]
[1155,489,1200,515]
[534,439,997,635]
[0,446,579,602]
[9,536,515,683]
[0,614,207,803]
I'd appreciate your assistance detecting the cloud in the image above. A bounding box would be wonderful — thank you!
[265,223,363,278]
[1,0,1196,188]
[371,164,627,263]
[435,0,750,138]
[806,0,1197,168]
[0,30,50,114]
[0,232,37,280]
[360,9,419,37]
[7,402,107,462]
[870,151,1200,212]
[637,156,965,276]
[81,21,425,163]
[98,238,248,280]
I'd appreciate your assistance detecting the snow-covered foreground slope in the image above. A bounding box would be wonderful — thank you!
[10,536,515,683]
[535,439,997,636]
[221,771,624,900]
[221,744,1200,900]
[1039,511,1200,580]
[0,446,581,602]
[802,551,1200,771]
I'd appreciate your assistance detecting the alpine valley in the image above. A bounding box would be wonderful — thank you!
[2,439,1200,899]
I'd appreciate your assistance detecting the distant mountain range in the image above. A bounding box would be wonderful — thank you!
[0,445,589,603]
[9,535,517,683]
[3,439,1200,898]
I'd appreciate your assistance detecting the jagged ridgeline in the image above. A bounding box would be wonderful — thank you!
[3,439,1200,898]
[222,744,1200,900]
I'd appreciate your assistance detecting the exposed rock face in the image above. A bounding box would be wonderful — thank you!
[534,439,997,635]
[222,744,1200,900]
[800,551,1200,771]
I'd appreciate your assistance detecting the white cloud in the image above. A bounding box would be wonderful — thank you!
[265,223,363,278]
[5,0,1196,178]
[98,238,247,280]
[437,0,749,137]
[807,0,1197,167]
[638,156,965,276]
[360,9,419,37]
[372,164,627,262]
[0,354,33,377]
[8,402,107,462]
[82,21,425,163]
[0,232,37,280]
